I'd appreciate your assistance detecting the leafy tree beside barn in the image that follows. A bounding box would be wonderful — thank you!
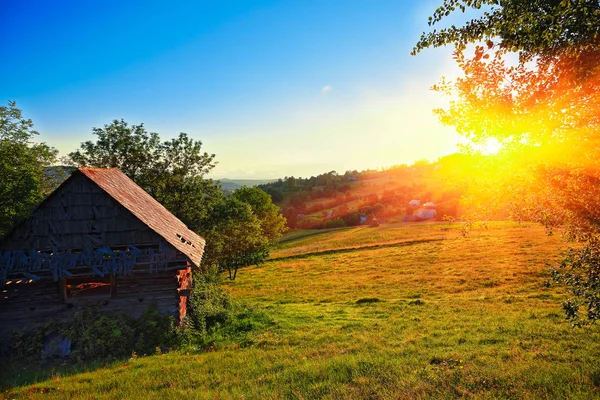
[0,101,57,238]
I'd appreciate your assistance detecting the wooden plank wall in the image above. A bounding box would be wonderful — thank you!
[0,279,63,336]
[1,173,163,251]
[0,270,184,338]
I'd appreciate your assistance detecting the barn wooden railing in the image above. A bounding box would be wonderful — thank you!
[0,245,187,286]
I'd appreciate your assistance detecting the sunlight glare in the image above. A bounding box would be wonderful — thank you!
[480,138,502,155]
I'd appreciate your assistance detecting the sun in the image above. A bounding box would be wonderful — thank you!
[480,138,503,155]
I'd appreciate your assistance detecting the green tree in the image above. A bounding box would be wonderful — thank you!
[68,119,161,183]
[231,187,287,244]
[201,187,287,280]
[67,120,220,232]
[415,0,600,150]
[417,0,600,325]
[0,101,57,238]
[286,176,297,190]
[413,0,600,61]
[203,197,270,280]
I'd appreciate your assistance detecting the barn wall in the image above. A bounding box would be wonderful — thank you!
[0,279,63,336]
[0,172,163,251]
[0,269,188,337]
[0,170,199,337]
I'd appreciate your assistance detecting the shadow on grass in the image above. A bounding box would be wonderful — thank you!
[0,357,126,391]
[277,226,354,244]
[268,238,444,262]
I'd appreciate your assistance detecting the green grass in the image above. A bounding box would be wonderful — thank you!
[4,222,600,399]
[273,220,537,259]
[277,227,352,244]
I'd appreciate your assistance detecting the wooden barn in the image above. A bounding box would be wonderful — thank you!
[0,167,205,336]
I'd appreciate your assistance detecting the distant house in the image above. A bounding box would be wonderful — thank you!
[417,202,437,220]
[416,208,437,220]
[0,168,205,336]
[347,177,357,182]
[408,199,421,207]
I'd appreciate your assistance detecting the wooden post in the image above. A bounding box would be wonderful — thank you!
[58,279,67,302]
[110,274,117,298]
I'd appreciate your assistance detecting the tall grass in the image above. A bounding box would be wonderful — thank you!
[3,222,600,399]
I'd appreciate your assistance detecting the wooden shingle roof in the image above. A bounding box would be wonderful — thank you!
[78,167,205,267]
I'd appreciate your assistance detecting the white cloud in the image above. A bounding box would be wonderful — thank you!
[321,85,332,95]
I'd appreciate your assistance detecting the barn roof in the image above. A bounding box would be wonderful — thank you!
[78,168,205,267]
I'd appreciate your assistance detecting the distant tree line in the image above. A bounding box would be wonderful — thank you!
[260,160,466,230]
[259,170,357,205]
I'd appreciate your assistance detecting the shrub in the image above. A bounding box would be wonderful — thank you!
[3,268,271,364]
[133,305,180,355]
[185,265,234,341]
[65,306,136,361]
[184,265,274,349]
[323,218,346,229]
[3,303,180,363]
[342,212,362,227]
[3,321,62,361]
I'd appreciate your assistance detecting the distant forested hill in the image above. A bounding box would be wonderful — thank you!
[43,169,275,194]
[257,154,509,230]
[219,179,277,191]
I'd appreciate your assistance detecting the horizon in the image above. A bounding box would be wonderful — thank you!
[1,1,470,179]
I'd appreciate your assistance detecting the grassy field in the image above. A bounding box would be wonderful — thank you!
[3,222,600,399]
[273,221,488,258]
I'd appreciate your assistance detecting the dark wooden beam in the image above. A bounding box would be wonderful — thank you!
[58,279,67,302]
[110,274,117,298]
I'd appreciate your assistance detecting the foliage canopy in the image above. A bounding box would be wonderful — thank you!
[418,0,600,325]
[0,101,57,238]
[413,0,600,61]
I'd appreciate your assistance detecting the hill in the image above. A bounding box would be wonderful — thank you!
[4,221,600,398]
[258,155,497,230]
[220,178,277,191]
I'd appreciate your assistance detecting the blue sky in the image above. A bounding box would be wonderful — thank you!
[1,0,464,178]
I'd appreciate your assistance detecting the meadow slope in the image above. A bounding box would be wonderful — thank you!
[3,222,600,399]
